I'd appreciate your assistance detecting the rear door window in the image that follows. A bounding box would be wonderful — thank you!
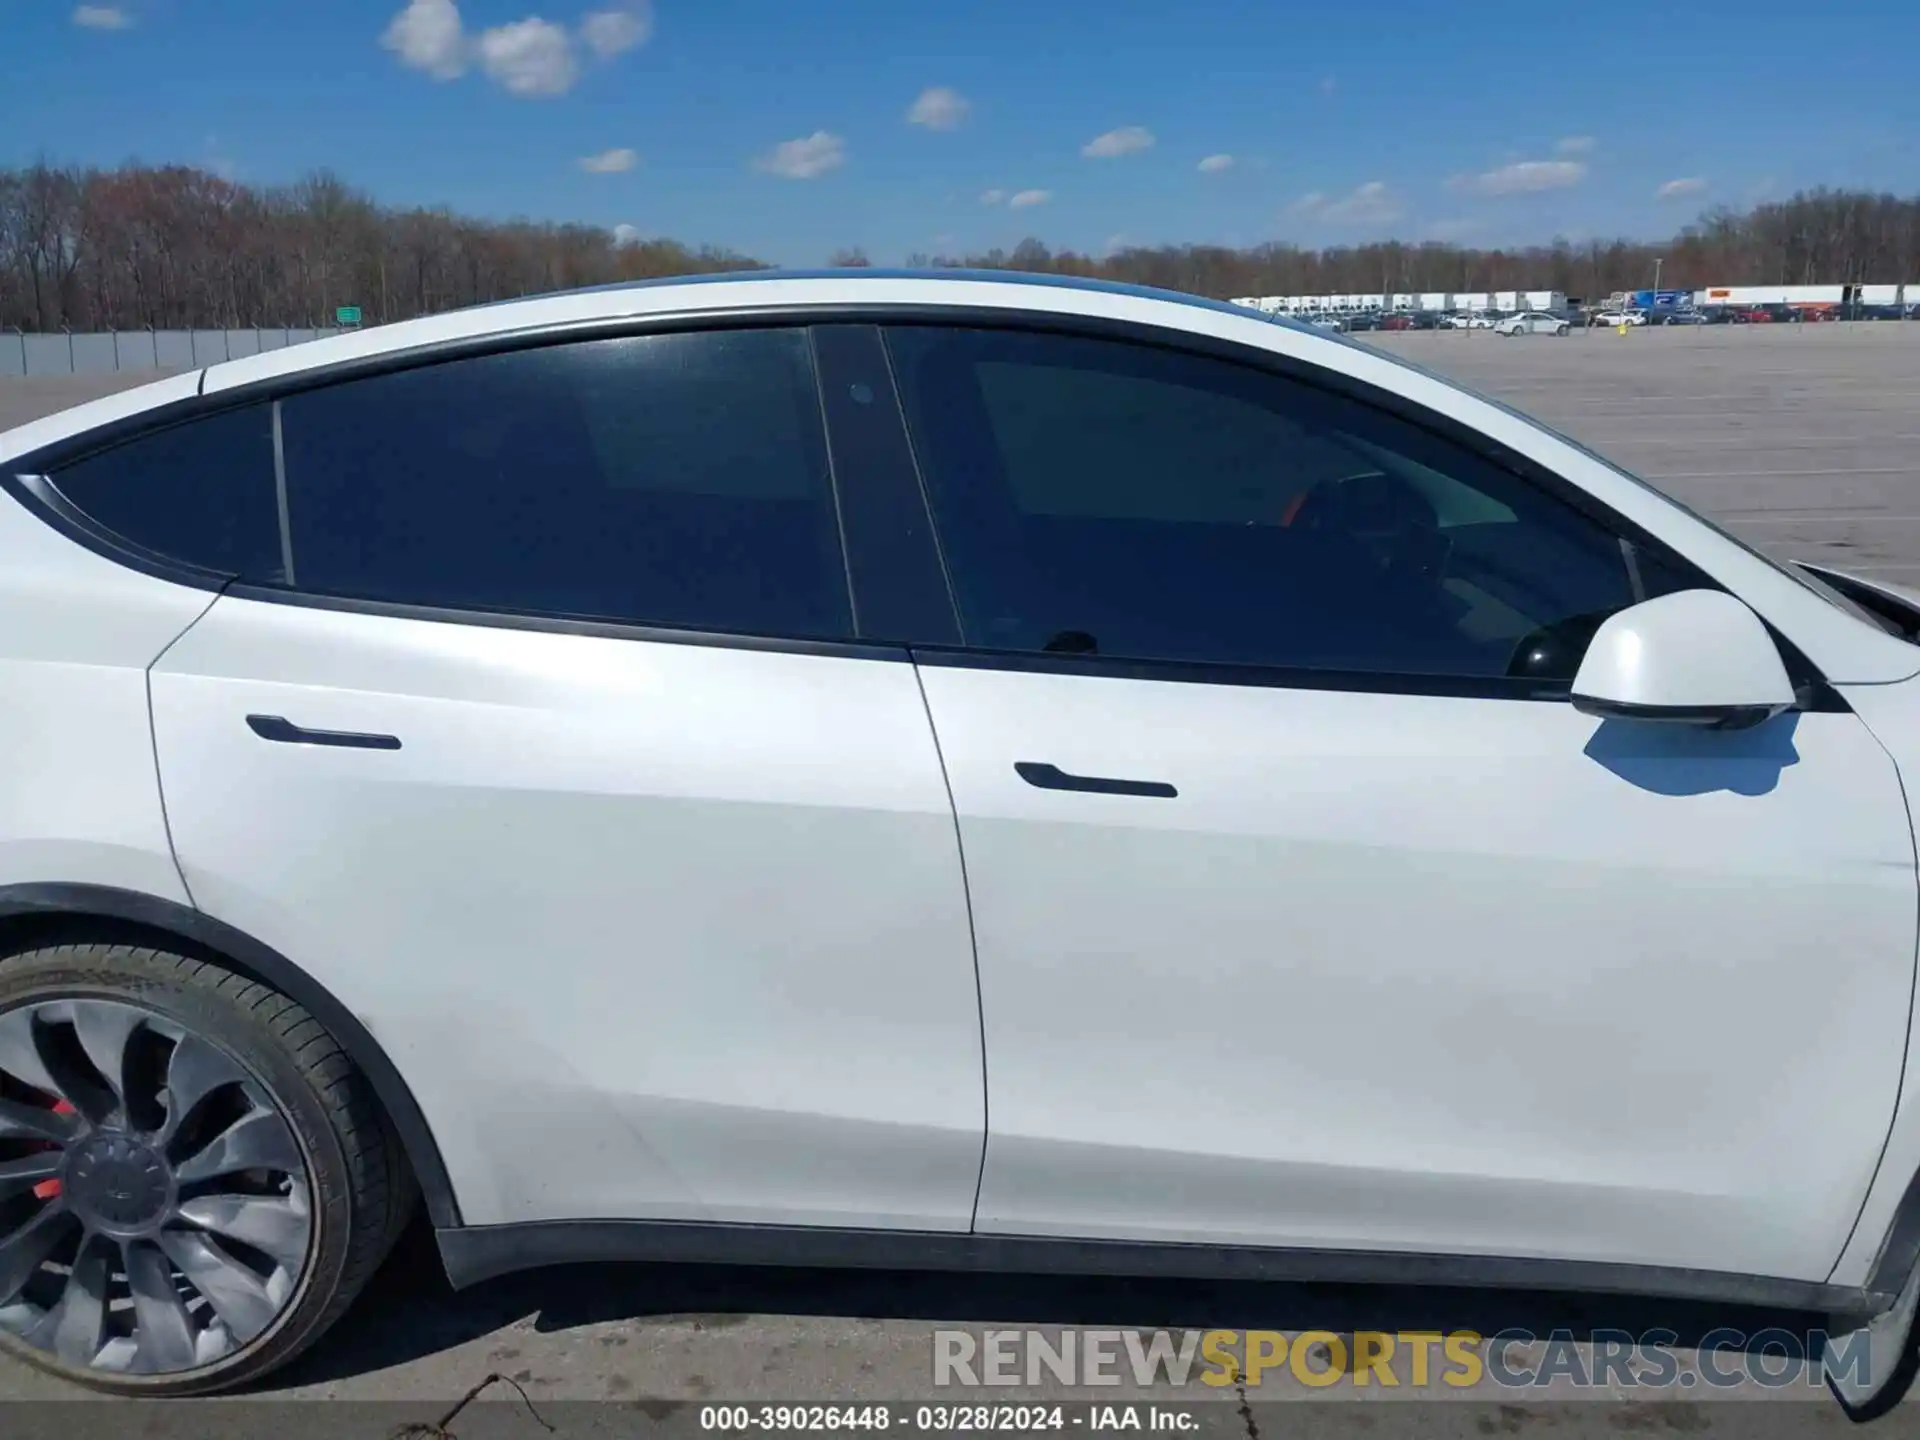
[275,329,855,639]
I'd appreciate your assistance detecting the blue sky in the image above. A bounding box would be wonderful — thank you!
[7,0,1918,265]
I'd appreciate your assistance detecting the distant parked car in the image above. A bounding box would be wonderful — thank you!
[1340,313,1381,333]
[1596,309,1648,327]
[1379,313,1415,331]
[1494,311,1571,337]
[1648,308,1706,326]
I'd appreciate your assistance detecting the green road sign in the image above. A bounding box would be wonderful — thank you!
[335,305,363,326]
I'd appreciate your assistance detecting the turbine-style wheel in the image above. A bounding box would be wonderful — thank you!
[0,944,412,1394]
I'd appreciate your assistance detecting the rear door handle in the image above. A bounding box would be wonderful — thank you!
[246,715,402,751]
[1015,761,1176,799]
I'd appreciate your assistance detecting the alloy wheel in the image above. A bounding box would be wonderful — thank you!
[0,997,311,1376]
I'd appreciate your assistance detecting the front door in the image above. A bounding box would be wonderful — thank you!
[146,326,985,1232]
[882,321,1917,1282]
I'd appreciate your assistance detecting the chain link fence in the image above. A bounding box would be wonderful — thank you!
[1,328,349,377]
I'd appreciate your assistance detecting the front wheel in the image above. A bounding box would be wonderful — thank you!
[1555,324,1570,336]
[0,943,413,1395]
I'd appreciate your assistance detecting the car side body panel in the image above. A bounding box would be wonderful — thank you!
[919,661,1917,1283]
[0,489,209,903]
[1822,672,1920,1291]
[148,594,987,1232]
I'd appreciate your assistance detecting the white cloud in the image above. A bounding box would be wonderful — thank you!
[580,4,651,57]
[1448,159,1586,197]
[1082,126,1154,159]
[755,131,847,179]
[979,188,1007,205]
[1657,176,1707,200]
[382,0,468,79]
[1008,189,1051,208]
[578,147,638,173]
[477,18,578,96]
[1198,153,1235,174]
[907,86,970,131]
[72,5,132,29]
[612,223,642,245]
[1291,181,1402,226]
[1557,135,1596,155]
[386,2,640,93]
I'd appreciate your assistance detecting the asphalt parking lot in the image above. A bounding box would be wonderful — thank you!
[2,329,1919,1435]
[1367,323,1920,580]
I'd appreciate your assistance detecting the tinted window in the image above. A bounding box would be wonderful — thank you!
[50,403,284,580]
[885,326,1699,681]
[277,330,852,638]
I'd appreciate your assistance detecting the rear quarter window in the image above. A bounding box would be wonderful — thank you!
[47,403,284,580]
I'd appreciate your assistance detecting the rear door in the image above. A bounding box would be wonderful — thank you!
[60,325,988,1232]
[882,321,1917,1282]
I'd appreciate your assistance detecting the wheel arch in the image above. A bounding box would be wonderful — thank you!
[0,881,462,1228]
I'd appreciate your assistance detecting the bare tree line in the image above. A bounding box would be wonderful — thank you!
[0,162,763,331]
[5,161,1919,331]
[913,188,1920,300]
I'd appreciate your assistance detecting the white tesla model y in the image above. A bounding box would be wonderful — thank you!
[3,271,1920,1414]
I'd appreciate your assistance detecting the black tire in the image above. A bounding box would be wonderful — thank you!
[0,942,415,1395]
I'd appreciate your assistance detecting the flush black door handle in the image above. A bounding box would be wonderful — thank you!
[1015,761,1177,799]
[246,715,402,751]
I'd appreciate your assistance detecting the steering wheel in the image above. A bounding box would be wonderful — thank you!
[1279,469,1452,585]
[1503,609,1612,681]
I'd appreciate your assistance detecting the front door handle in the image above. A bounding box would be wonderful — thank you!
[246,715,402,751]
[1015,761,1176,799]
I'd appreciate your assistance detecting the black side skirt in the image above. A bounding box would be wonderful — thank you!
[436,1219,1885,1320]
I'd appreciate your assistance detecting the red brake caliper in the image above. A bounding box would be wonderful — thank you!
[31,1099,74,1201]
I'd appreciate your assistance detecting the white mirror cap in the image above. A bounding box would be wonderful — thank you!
[1571,589,1798,713]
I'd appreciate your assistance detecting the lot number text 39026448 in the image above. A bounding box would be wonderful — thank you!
[699,1405,1196,1431]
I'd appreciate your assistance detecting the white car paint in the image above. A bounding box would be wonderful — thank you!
[1494,312,1570,336]
[919,661,1915,1279]
[148,596,985,1229]
[0,487,211,902]
[1822,666,1920,1291]
[3,273,1920,1380]
[1570,588,1796,714]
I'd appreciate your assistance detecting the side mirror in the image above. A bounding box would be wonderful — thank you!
[1571,589,1797,730]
